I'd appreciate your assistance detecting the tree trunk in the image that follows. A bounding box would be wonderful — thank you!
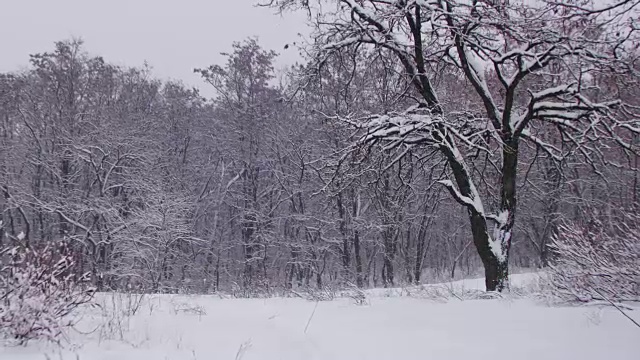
[382,229,396,287]
[352,190,364,288]
[353,229,363,287]
[485,137,519,292]
[483,252,509,292]
[413,204,434,284]
[336,191,350,279]
[441,135,513,292]
[468,211,508,291]
[467,208,510,291]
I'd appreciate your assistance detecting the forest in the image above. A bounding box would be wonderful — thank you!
[0,2,639,345]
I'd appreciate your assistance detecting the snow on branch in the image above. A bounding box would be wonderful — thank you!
[520,129,564,162]
[436,179,477,210]
[1,243,95,344]
[358,110,440,147]
[457,46,503,129]
[350,105,492,156]
[513,82,622,137]
[548,210,640,303]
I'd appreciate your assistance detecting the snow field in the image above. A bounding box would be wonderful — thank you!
[1,273,638,360]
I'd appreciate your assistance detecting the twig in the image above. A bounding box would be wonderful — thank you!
[446,285,464,301]
[592,288,640,329]
[235,339,252,360]
[304,301,320,334]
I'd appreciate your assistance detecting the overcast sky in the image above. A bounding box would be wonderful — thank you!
[0,0,307,96]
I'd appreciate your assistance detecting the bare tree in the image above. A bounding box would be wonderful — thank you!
[268,0,640,291]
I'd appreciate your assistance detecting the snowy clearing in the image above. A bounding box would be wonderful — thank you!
[2,273,639,360]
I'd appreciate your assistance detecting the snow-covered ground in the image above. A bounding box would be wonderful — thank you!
[2,273,639,360]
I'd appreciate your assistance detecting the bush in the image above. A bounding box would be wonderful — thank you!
[548,211,640,303]
[0,243,95,344]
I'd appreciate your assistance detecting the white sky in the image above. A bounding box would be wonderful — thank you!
[0,0,307,96]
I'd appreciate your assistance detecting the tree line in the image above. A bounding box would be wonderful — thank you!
[1,0,638,294]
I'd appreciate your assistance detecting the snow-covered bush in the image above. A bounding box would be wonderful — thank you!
[548,212,640,303]
[0,243,95,344]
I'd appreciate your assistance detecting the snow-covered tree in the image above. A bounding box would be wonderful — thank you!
[549,208,639,303]
[268,0,640,291]
[0,241,94,344]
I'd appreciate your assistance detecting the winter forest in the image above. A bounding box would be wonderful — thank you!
[1,0,639,357]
